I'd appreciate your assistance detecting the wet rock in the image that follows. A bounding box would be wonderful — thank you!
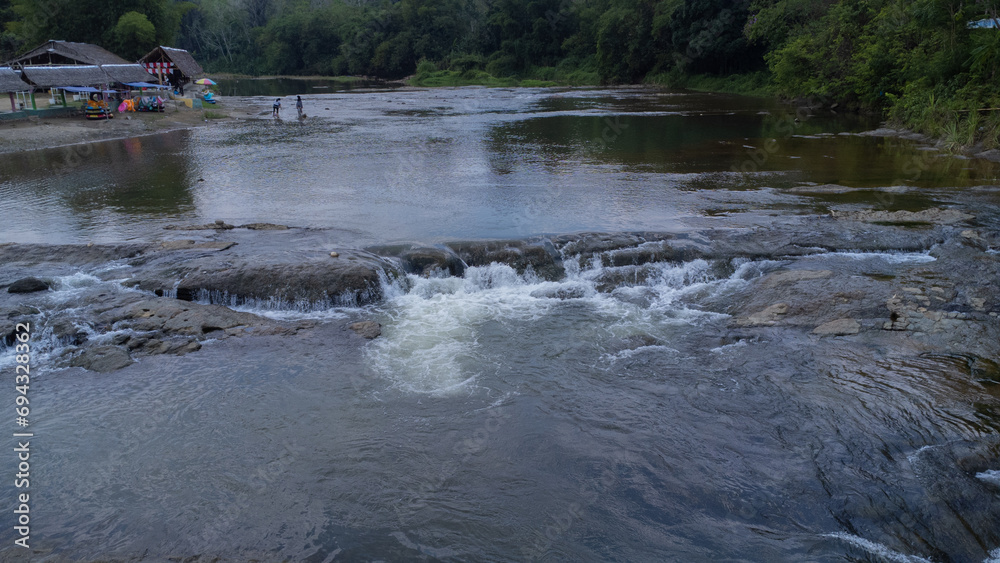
[50,318,89,346]
[759,270,832,288]
[812,318,861,336]
[0,243,148,267]
[448,240,563,280]
[788,184,855,195]
[8,277,49,293]
[117,298,288,338]
[830,207,974,225]
[240,223,289,230]
[735,303,789,327]
[399,247,466,277]
[552,233,682,266]
[175,252,400,307]
[69,345,133,373]
[349,321,381,339]
[164,221,235,231]
[159,240,237,251]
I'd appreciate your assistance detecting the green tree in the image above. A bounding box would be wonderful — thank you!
[110,10,157,60]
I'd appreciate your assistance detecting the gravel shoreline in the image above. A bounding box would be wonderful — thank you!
[0,96,260,155]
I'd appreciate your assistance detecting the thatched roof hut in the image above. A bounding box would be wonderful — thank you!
[10,40,128,67]
[139,46,204,83]
[19,65,108,88]
[100,63,155,84]
[0,67,27,92]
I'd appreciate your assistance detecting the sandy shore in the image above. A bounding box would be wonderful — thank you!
[0,96,262,155]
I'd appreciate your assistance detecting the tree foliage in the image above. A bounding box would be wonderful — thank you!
[5,0,1000,144]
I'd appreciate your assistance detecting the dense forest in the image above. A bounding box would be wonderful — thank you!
[4,0,1000,146]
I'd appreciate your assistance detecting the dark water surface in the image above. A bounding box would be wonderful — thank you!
[1,87,999,562]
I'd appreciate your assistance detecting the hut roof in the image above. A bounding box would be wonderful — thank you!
[19,65,109,88]
[11,40,129,66]
[140,46,204,78]
[0,67,27,92]
[100,63,154,84]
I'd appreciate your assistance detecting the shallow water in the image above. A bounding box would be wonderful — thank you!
[1,87,996,244]
[1,87,999,562]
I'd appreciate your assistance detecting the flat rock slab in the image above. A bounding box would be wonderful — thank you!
[831,208,974,225]
[735,303,789,327]
[120,298,287,337]
[760,270,833,288]
[813,318,861,336]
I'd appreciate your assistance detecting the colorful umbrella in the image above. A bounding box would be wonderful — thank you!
[194,78,217,86]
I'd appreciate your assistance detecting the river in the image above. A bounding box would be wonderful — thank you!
[0,85,999,562]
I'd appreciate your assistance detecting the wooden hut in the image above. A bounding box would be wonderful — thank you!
[9,40,128,67]
[139,46,204,91]
[18,65,109,110]
[19,65,108,88]
[0,67,28,112]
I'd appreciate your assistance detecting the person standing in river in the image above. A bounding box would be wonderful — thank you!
[296,96,304,119]
[272,98,281,118]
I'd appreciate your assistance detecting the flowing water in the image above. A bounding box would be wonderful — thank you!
[1,86,999,562]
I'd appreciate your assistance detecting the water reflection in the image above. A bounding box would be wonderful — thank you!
[0,130,195,241]
[213,77,388,97]
[1,87,998,245]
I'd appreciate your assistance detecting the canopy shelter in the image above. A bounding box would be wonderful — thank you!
[124,82,168,89]
[8,40,128,67]
[18,65,111,110]
[0,67,28,111]
[58,86,116,94]
[139,46,204,90]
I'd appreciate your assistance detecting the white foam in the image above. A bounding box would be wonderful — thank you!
[366,257,767,395]
[600,345,678,362]
[976,469,1000,487]
[710,340,748,354]
[811,251,936,264]
[984,547,1000,563]
[824,532,933,563]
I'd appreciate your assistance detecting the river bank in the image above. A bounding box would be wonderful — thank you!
[0,95,267,155]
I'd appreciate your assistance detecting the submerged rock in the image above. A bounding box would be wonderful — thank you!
[69,345,133,373]
[349,321,382,339]
[831,207,974,225]
[158,240,236,251]
[8,277,49,293]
